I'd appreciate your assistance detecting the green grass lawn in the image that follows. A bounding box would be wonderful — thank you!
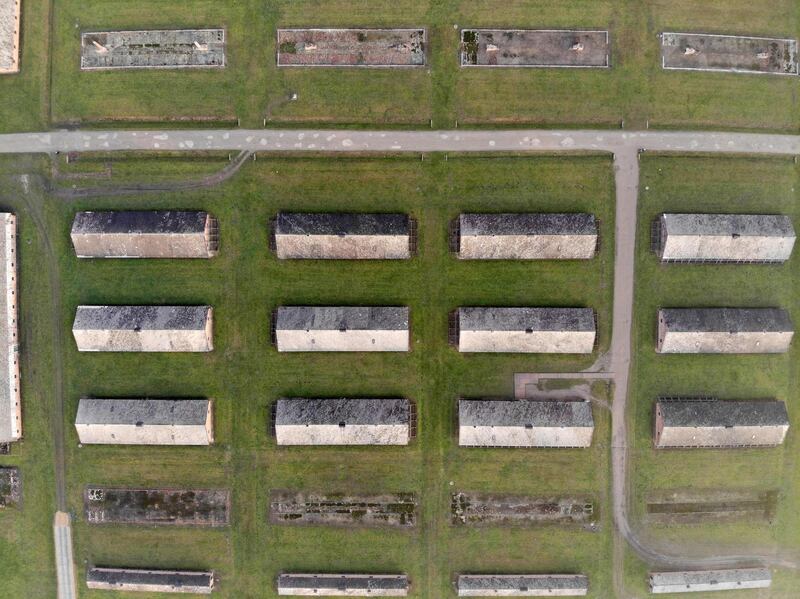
[624,154,800,596]
[40,0,800,130]
[0,152,614,597]
[0,0,50,132]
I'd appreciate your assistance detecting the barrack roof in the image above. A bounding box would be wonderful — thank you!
[275,213,410,236]
[649,568,771,586]
[87,567,214,588]
[659,308,793,333]
[460,213,597,236]
[459,308,595,332]
[76,399,209,426]
[276,398,409,426]
[72,211,209,235]
[661,214,795,237]
[458,574,589,591]
[73,306,210,331]
[276,307,409,331]
[278,574,408,590]
[459,399,593,427]
[657,398,789,428]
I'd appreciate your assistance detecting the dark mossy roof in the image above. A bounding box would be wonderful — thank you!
[73,306,210,331]
[275,213,410,236]
[459,399,593,427]
[278,574,409,591]
[276,307,409,331]
[276,398,409,426]
[459,307,595,332]
[657,399,789,428]
[660,308,793,333]
[72,211,208,235]
[76,399,209,426]
[458,574,589,592]
[460,213,597,236]
[87,567,213,588]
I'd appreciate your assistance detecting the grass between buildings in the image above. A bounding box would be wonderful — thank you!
[624,154,800,597]
[37,0,799,130]
[0,152,615,597]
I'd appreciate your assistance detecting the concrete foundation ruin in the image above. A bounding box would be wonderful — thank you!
[71,211,219,258]
[661,32,797,75]
[85,487,230,527]
[275,306,409,352]
[75,398,213,446]
[456,574,589,596]
[277,29,426,67]
[655,213,795,263]
[456,307,595,353]
[81,29,226,70]
[86,567,214,594]
[73,305,214,352]
[0,0,21,74]
[656,308,793,354]
[0,214,19,444]
[460,30,609,67]
[273,212,413,260]
[457,213,597,260]
[277,574,409,596]
[458,399,594,448]
[654,398,789,448]
[649,568,771,593]
[275,398,411,445]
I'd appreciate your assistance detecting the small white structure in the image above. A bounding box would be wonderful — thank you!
[0,214,19,443]
[649,568,771,594]
[459,399,594,448]
[71,211,219,258]
[656,213,795,263]
[273,213,413,259]
[277,574,409,596]
[86,567,214,594]
[457,574,589,596]
[654,398,789,448]
[275,398,410,446]
[75,398,213,446]
[656,308,793,354]
[72,306,214,352]
[457,307,595,353]
[275,306,409,352]
[458,213,597,260]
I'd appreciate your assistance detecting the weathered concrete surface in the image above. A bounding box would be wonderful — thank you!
[54,512,77,599]
[0,214,19,443]
[456,574,589,596]
[654,398,789,448]
[649,568,771,593]
[75,398,213,445]
[657,308,793,354]
[662,32,797,75]
[277,29,425,67]
[458,307,595,354]
[72,305,214,352]
[458,399,594,447]
[86,567,214,594]
[458,213,597,260]
[461,29,608,67]
[275,306,409,352]
[71,211,218,258]
[274,213,411,260]
[0,466,20,507]
[657,213,795,263]
[270,491,417,527]
[81,29,225,70]
[84,487,230,527]
[451,492,595,526]
[0,0,20,73]
[275,398,410,445]
[278,573,409,596]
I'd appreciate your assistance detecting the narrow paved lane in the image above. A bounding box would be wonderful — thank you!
[53,511,77,599]
[1,128,800,156]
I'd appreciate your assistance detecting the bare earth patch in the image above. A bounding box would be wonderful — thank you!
[661,32,798,75]
[645,488,778,524]
[460,30,609,67]
[277,29,426,67]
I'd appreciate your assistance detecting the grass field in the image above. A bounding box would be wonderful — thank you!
[26,0,797,130]
[0,152,616,597]
[624,154,800,596]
